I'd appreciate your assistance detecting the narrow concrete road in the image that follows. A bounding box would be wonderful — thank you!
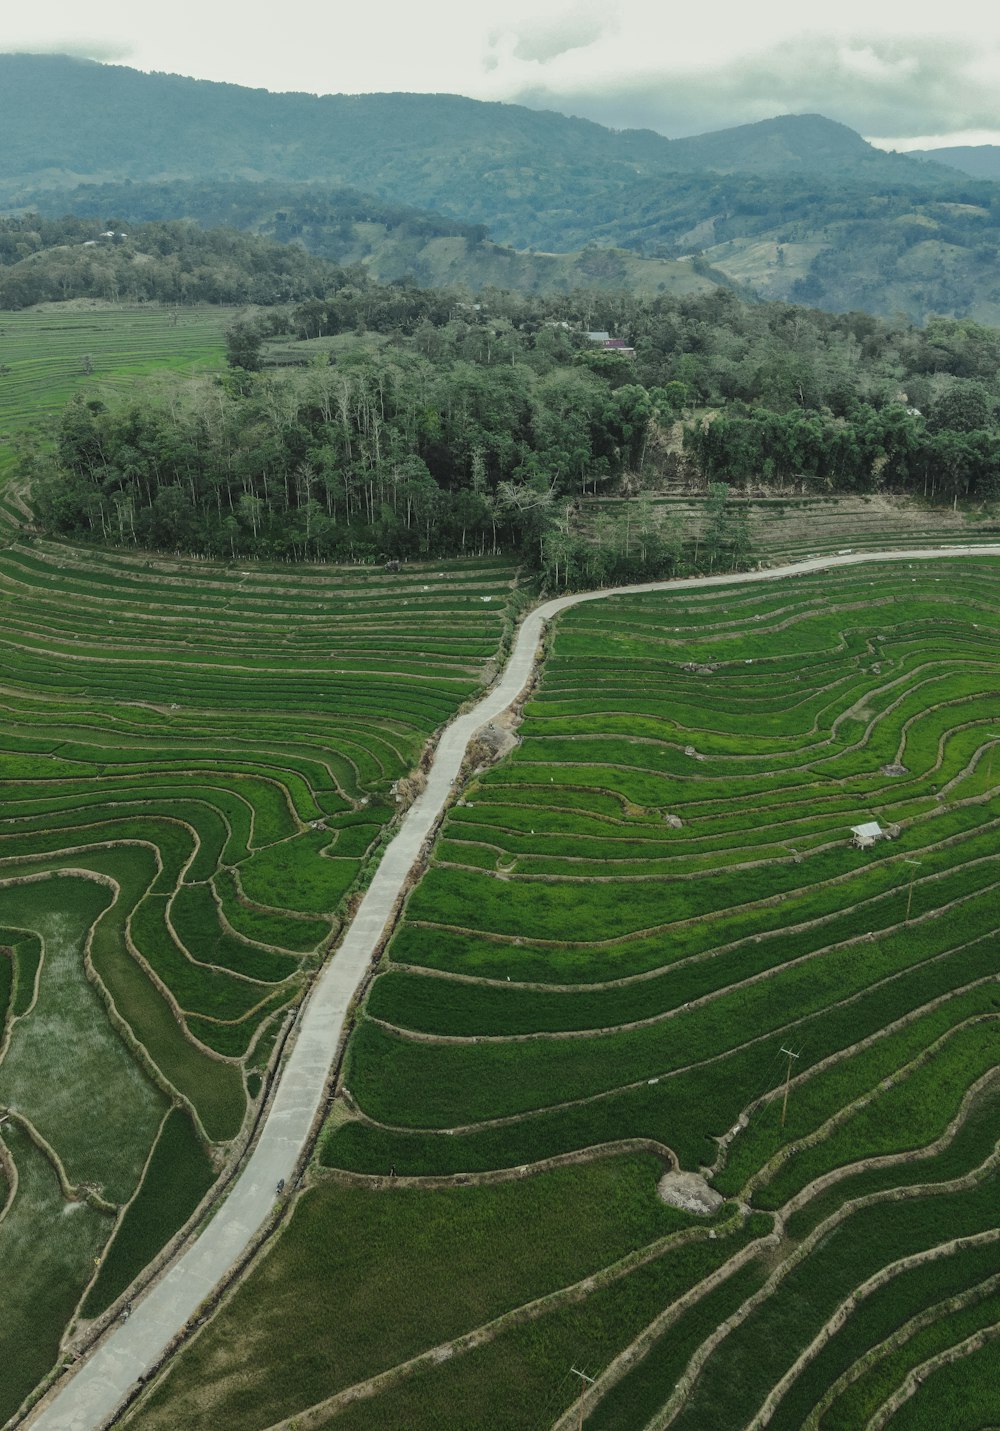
[25,545,1000,1431]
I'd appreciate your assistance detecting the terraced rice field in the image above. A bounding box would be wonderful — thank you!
[0,305,233,482]
[133,555,1000,1430]
[593,492,1000,562]
[0,531,518,1424]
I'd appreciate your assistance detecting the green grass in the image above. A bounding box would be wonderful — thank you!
[168,883,301,980]
[131,1154,704,1430]
[669,1173,999,1431]
[81,1108,217,1317]
[0,1122,111,1425]
[584,1260,771,1431]
[302,561,1000,1427]
[213,867,328,952]
[785,1074,1000,1240]
[237,829,362,914]
[853,1328,1000,1431]
[303,1216,774,1431]
[0,306,233,482]
[775,1248,1000,1430]
[0,878,166,1203]
[0,945,11,1028]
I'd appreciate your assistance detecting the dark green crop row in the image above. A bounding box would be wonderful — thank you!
[786,1256,1000,1431]
[81,1108,216,1318]
[670,1172,999,1431]
[837,1314,1000,1431]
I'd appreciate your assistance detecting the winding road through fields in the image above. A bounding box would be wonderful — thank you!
[25,545,1000,1431]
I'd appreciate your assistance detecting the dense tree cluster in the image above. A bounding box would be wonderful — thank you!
[30,348,662,569]
[0,216,354,308]
[32,182,490,256]
[28,282,1000,585]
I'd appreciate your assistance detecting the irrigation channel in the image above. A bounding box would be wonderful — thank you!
[25,545,1000,1431]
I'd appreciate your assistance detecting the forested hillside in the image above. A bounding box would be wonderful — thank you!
[4,198,714,302]
[912,145,1000,181]
[27,283,1000,581]
[5,55,1000,322]
[0,215,355,307]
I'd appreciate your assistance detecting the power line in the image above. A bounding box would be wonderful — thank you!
[779,1046,801,1128]
[571,1366,595,1430]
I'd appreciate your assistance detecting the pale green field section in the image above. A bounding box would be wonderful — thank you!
[0,304,233,484]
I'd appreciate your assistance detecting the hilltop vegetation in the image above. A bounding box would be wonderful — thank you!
[23,181,716,300]
[46,168,1000,326]
[0,215,356,307]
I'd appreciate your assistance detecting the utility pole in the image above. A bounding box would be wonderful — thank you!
[904,858,922,923]
[779,1047,800,1128]
[986,735,1000,787]
[571,1367,595,1430]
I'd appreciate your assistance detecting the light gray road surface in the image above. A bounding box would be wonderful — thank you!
[26,546,1000,1431]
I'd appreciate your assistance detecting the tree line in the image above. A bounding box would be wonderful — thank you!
[0,217,357,308]
[28,350,668,574]
[25,279,1000,585]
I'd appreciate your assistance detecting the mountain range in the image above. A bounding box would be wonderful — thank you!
[3,53,1000,324]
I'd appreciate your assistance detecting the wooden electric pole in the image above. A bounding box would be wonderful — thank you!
[904,858,922,923]
[780,1047,800,1128]
[571,1367,595,1430]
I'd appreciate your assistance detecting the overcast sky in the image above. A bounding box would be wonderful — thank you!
[6,0,1000,148]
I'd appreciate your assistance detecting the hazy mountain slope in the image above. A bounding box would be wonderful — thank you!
[660,114,950,178]
[910,146,1000,181]
[4,55,1000,322]
[0,56,946,210]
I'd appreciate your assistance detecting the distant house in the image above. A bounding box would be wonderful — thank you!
[583,331,635,355]
[851,821,886,849]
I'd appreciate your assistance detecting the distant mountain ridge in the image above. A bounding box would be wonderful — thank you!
[910,146,1000,182]
[0,53,945,205]
[3,54,1000,325]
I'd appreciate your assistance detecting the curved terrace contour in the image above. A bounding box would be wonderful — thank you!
[26,545,1000,1431]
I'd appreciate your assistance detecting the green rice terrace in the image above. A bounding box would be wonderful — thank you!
[589,491,1000,563]
[0,519,518,1423]
[123,555,1000,1431]
[0,305,234,483]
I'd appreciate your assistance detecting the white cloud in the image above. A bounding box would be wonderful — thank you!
[872,129,1000,151]
[2,0,999,142]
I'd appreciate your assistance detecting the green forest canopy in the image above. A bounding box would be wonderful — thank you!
[25,283,1000,587]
